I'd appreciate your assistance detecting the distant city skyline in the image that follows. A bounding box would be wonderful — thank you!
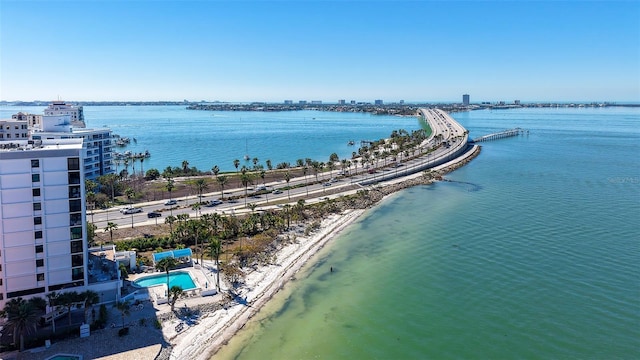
[1,1,638,103]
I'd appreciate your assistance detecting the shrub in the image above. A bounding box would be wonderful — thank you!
[154,319,162,329]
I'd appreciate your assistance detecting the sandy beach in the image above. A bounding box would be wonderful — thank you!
[12,142,479,360]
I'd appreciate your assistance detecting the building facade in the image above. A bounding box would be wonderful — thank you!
[43,101,86,128]
[463,94,470,106]
[12,112,42,130]
[31,115,114,181]
[0,139,88,308]
[0,119,29,141]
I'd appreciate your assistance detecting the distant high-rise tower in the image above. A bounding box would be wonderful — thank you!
[462,94,470,106]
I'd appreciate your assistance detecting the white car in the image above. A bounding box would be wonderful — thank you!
[164,199,177,206]
[122,207,142,214]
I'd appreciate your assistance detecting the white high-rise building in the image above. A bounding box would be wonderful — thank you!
[43,101,86,128]
[31,115,114,181]
[0,139,88,308]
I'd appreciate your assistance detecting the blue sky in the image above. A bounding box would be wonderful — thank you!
[1,0,638,103]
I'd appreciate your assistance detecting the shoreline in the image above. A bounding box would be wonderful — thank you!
[166,145,481,360]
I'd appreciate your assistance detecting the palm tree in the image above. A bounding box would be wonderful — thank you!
[208,237,222,290]
[165,177,175,199]
[46,291,59,334]
[155,257,179,292]
[114,300,130,328]
[284,171,291,200]
[240,171,251,207]
[81,290,100,324]
[139,157,144,176]
[252,157,259,170]
[233,159,240,174]
[217,175,228,200]
[58,291,80,325]
[168,286,183,312]
[266,159,272,172]
[104,222,118,244]
[165,215,176,233]
[303,166,309,196]
[2,298,39,352]
[181,160,190,174]
[194,178,208,204]
[211,165,219,178]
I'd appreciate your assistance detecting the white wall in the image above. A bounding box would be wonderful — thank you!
[0,173,31,189]
[0,159,30,174]
[2,202,31,218]
[43,185,68,201]
[0,188,32,204]
[2,230,33,248]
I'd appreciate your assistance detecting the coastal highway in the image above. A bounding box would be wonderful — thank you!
[89,108,473,230]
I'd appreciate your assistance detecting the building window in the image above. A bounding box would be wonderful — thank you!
[32,174,40,182]
[68,185,81,199]
[35,245,44,253]
[31,159,39,168]
[35,231,43,239]
[70,226,83,240]
[32,188,41,197]
[68,172,80,185]
[70,240,83,253]
[69,199,82,213]
[72,254,83,267]
[37,273,45,281]
[33,202,41,211]
[67,157,80,170]
[36,259,44,267]
[70,214,81,226]
[34,217,42,225]
[72,268,84,281]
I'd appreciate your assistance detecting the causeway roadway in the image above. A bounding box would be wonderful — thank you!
[89,108,477,230]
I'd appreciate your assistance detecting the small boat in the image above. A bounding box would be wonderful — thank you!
[244,139,250,160]
[347,140,355,146]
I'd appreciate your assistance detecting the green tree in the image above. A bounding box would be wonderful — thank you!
[104,222,118,244]
[181,160,190,174]
[211,165,220,178]
[145,168,160,180]
[81,290,100,324]
[284,171,291,200]
[58,291,80,325]
[168,285,183,312]
[114,300,130,328]
[46,291,60,334]
[2,298,39,352]
[194,178,208,204]
[233,159,240,174]
[165,215,176,233]
[155,257,179,292]
[217,175,228,200]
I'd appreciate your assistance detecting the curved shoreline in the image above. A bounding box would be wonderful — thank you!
[165,144,482,360]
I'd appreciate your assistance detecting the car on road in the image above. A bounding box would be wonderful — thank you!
[272,189,283,194]
[164,199,177,206]
[255,185,267,191]
[205,199,223,207]
[147,211,162,218]
[122,207,143,214]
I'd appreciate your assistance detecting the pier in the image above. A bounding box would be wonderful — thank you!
[472,128,528,143]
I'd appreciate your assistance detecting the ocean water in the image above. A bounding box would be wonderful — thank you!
[214,107,640,359]
[1,105,420,173]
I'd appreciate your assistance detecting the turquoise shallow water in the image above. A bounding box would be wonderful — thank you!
[3,105,639,358]
[214,107,640,359]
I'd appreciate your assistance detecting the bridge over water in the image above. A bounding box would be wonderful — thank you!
[472,128,528,142]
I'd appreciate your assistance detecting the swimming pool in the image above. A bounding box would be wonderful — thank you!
[133,271,197,290]
[45,355,82,360]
